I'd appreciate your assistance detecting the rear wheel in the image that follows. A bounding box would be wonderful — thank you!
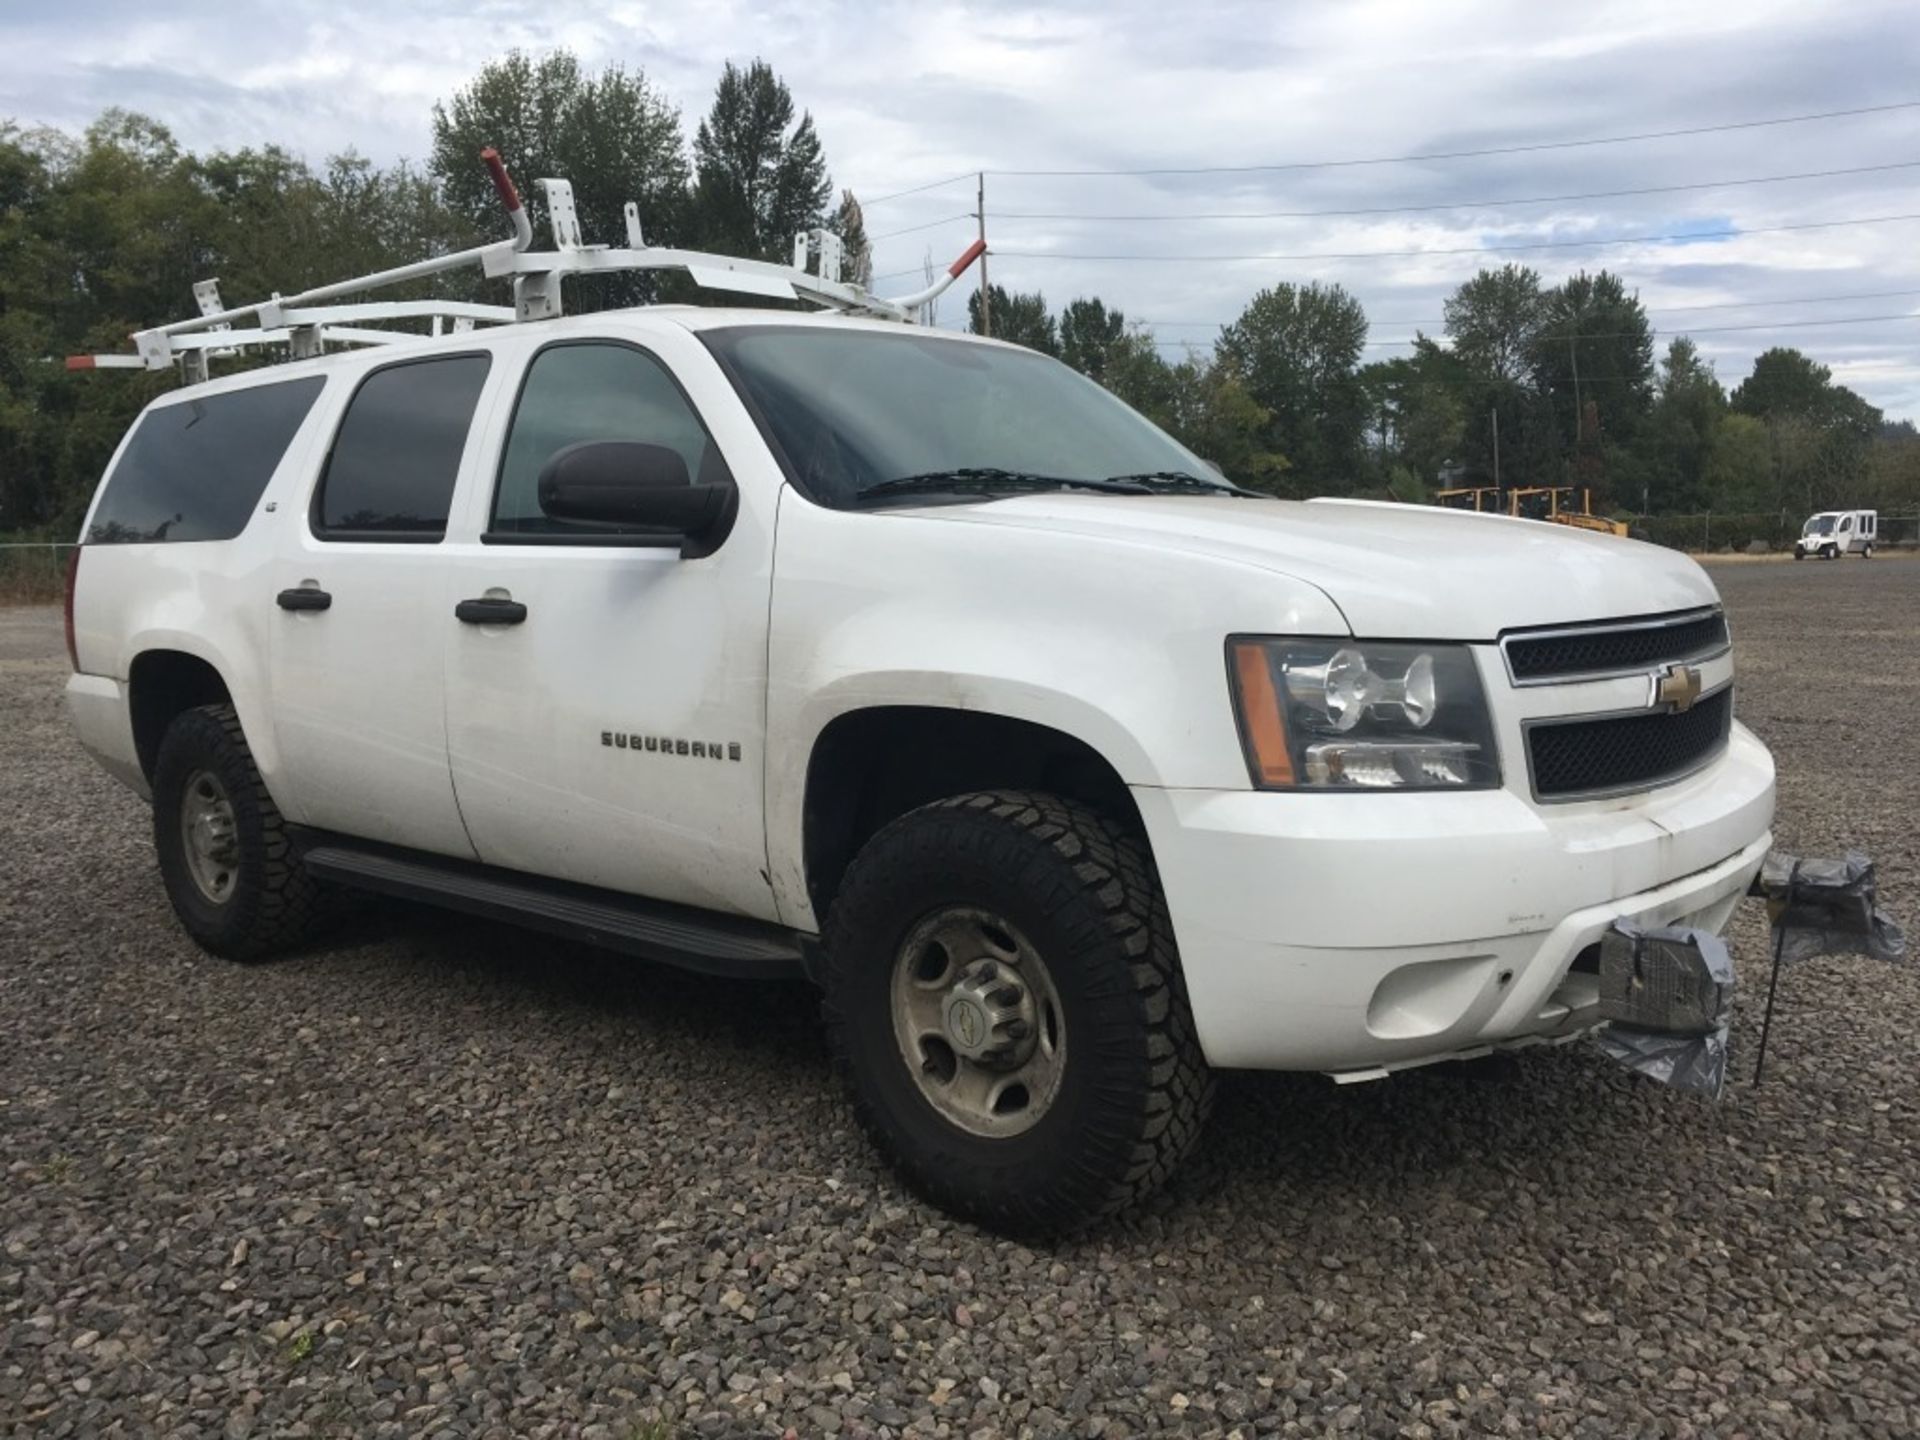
[152,704,325,961]
[823,790,1213,1235]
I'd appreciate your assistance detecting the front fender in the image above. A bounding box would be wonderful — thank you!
[763,490,1349,927]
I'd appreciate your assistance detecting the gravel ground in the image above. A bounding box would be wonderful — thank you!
[3,561,1916,1440]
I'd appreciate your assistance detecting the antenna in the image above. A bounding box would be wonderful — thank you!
[69,150,989,382]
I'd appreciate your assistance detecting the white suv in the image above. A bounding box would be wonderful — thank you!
[65,308,1775,1232]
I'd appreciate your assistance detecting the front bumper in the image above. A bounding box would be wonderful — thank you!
[1135,720,1776,1072]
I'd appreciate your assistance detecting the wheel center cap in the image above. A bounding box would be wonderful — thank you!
[944,996,988,1054]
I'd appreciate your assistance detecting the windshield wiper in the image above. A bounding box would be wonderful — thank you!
[857,468,1153,503]
[1102,470,1258,496]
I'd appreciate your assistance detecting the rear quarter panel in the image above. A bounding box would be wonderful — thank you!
[72,373,341,804]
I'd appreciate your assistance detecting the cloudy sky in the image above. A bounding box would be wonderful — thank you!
[4,0,1917,417]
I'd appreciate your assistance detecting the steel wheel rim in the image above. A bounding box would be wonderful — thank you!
[889,906,1067,1138]
[180,769,240,905]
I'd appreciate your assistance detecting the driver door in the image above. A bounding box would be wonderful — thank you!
[441,331,779,922]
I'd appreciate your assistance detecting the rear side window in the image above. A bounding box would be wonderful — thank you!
[314,354,491,540]
[86,377,324,544]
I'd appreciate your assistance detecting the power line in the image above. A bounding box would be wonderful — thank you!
[1141,313,1920,350]
[1142,287,1920,330]
[983,100,1920,178]
[862,172,977,206]
[869,212,977,242]
[993,211,1920,264]
[987,160,1920,222]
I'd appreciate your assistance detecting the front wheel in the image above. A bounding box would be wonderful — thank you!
[1863,543,1874,559]
[823,791,1213,1235]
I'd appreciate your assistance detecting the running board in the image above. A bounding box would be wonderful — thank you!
[300,839,808,981]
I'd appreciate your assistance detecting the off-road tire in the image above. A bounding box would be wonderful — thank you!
[152,703,324,962]
[823,790,1214,1235]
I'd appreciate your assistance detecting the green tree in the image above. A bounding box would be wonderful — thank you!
[1357,337,1469,487]
[967,284,1058,355]
[1731,347,1882,512]
[1530,270,1654,495]
[1702,412,1775,512]
[1058,297,1128,381]
[1165,358,1290,491]
[1627,337,1725,513]
[691,60,832,264]
[1215,281,1368,490]
[1444,264,1544,385]
[831,189,870,288]
[431,51,689,305]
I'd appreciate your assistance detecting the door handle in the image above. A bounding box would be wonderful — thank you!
[276,586,332,612]
[455,597,529,626]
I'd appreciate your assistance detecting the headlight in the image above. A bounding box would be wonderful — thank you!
[1227,637,1501,791]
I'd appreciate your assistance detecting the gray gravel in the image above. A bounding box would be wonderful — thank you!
[3,561,1917,1439]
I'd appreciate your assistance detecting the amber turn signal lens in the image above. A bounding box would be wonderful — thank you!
[1230,640,1295,786]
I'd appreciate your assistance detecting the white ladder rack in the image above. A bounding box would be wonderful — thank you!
[70,148,985,383]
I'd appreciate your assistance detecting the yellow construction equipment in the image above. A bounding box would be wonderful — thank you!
[1432,486,1627,536]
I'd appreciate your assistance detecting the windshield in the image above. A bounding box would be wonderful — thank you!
[702,325,1234,508]
[1805,514,1837,535]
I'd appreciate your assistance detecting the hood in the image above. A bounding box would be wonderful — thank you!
[903,494,1717,639]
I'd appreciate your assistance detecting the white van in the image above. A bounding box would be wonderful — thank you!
[1795,510,1877,560]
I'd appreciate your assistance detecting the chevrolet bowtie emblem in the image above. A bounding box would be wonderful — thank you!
[1652,662,1704,712]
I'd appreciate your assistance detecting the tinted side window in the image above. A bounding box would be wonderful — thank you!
[87,377,325,544]
[315,355,491,540]
[491,343,724,537]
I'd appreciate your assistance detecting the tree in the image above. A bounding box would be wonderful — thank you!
[1444,264,1544,385]
[1627,337,1725,512]
[1058,297,1128,381]
[1163,357,1290,492]
[831,190,870,288]
[1357,337,1469,488]
[1702,413,1775,512]
[1530,270,1654,494]
[1215,282,1368,489]
[691,60,832,263]
[1731,347,1882,512]
[967,284,1058,355]
[432,51,689,307]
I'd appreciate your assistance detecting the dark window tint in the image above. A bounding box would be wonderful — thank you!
[86,377,324,544]
[315,355,490,539]
[491,343,723,537]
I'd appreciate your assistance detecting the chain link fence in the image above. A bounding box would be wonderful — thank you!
[1629,513,1920,554]
[0,542,77,604]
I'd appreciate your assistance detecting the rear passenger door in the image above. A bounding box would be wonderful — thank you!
[441,333,779,922]
[269,352,498,858]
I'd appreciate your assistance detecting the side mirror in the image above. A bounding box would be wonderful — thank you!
[536,441,736,556]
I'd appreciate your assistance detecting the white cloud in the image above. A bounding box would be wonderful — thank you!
[3,0,1916,415]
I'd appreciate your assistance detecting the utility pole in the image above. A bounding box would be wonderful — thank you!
[1491,406,1501,490]
[1569,332,1583,449]
[976,171,991,338]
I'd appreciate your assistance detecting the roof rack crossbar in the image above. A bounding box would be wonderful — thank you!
[74,149,987,383]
